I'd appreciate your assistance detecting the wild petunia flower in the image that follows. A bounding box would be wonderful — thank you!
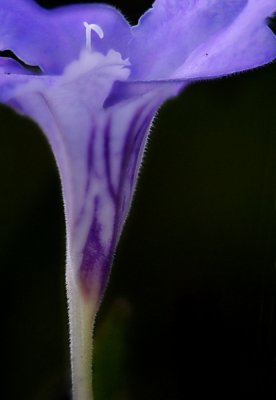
[0,0,275,399]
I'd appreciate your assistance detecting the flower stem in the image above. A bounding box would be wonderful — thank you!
[66,270,99,400]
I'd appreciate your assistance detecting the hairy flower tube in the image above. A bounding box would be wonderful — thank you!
[0,0,275,399]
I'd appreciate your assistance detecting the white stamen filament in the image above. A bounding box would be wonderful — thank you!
[83,22,104,51]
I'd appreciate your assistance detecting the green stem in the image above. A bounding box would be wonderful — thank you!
[66,270,99,400]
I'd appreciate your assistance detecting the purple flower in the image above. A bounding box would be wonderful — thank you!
[0,0,275,398]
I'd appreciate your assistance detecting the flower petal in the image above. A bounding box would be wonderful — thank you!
[173,1,276,79]
[1,48,180,298]
[0,0,131,74]
[77,92,162,297]
[130,0,276,80]
[0,57,37,75]
[7,50,130,226]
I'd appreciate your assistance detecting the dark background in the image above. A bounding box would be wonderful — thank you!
[0,1,276,399]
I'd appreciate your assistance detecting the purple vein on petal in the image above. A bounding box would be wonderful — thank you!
[86,125,97,194]
[78,101,157,298]
[78,195,108,299]
[116,103,155,223]
[104,117,117,203]
[74,125,97,229]
[128,107,156,189]
[105,105,155,288]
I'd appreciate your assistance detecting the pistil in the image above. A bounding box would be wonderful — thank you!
[83,22,104,51]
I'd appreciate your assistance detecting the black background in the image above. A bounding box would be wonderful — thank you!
[0,1,276,399]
